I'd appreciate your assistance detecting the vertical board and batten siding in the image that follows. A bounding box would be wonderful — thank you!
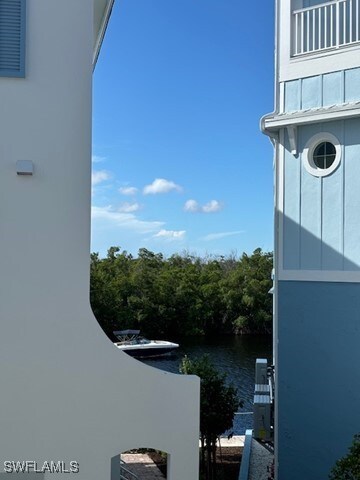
[344,68,360,102]
[0,0,26,77]
[301,76,322,110]
[319,121,344,270]
[299,124,322,270]
[322,71,343,107]
[283,67,360,112]
[283,133,301,269]
[282,119,360,271]
[344,119,360,269]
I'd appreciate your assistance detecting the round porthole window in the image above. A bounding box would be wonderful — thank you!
[303,133,341,177]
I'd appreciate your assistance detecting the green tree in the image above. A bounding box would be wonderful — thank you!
[224,248,273,334]
[90,246,273,339]
[157,253,203,337]
[90,247,135,337]
[200,260,227,334]
[329,434,360,480]
[180,355,241,480]
[128,248,165,335]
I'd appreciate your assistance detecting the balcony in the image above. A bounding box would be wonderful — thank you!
[292,0,360,56]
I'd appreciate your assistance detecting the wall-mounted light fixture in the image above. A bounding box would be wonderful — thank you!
[16,160,33,176]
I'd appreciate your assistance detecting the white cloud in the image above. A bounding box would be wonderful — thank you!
[202,200,223,213]
[119,186,138,196]
[184,199,224,213]
[202,231,244,241]
[143,178,182,195]
[92,170,111,186]
[92,155,106,163]
[184,199,200,212]
[91,205,163,234]
[154,229,186,240]
[118,202,141,213]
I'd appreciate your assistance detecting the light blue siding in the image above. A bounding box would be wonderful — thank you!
[284,80,301,112]
[283,67,360,112]
[345,67,360,103]
[344,119,360,269]
[277,281,360,480]
[282,118,360,271]
[321,121,343,270]
[283,132,301,269]
[321,166,343,269]
[301,76,322,110]
[322,71,343,107]
[300,136,321,269]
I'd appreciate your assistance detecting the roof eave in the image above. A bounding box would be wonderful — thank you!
[93,0,115,69]
[263,103,360,135]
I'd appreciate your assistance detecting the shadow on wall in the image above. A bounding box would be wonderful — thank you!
[276,212,360,480]
[282,117,360,272]
[281,212,360,272]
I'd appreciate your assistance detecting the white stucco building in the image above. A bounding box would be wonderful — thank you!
[0,1,200,478]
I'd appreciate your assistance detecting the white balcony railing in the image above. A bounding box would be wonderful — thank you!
[293,0,360,56]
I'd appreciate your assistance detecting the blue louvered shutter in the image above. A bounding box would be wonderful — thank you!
[0,0,26,77]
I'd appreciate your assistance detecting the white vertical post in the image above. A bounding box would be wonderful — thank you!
[343,0,347,44]
[331,3,334,47]
[324,6,328,49]
[319,6,322,49]
[336,0,340,47]
[307,11,310,51]
[313,8,316,50]
[301,11,304,53]
[292,0,358,55]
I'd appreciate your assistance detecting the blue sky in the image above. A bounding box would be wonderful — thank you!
[92,0,275,258]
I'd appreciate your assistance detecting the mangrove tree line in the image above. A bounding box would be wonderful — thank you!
[90,247,273,339]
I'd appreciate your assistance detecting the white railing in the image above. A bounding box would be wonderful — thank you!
[293,0,360,56]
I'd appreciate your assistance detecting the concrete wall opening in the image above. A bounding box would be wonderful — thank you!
[112,448,168,480]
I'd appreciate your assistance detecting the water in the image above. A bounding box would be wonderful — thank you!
[141,335,272,435]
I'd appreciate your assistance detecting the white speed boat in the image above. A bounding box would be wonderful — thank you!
[113,330,179,358]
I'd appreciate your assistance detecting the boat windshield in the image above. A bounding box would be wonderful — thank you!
[115,334,151,346]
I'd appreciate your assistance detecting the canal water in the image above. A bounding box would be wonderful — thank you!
[142,335,272,435]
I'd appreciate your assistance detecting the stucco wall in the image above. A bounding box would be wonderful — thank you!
[277,280,360,480]
[282,118,360,271]
[0,1,200,479]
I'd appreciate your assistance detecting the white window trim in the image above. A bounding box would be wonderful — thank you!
[303,132,341,177]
